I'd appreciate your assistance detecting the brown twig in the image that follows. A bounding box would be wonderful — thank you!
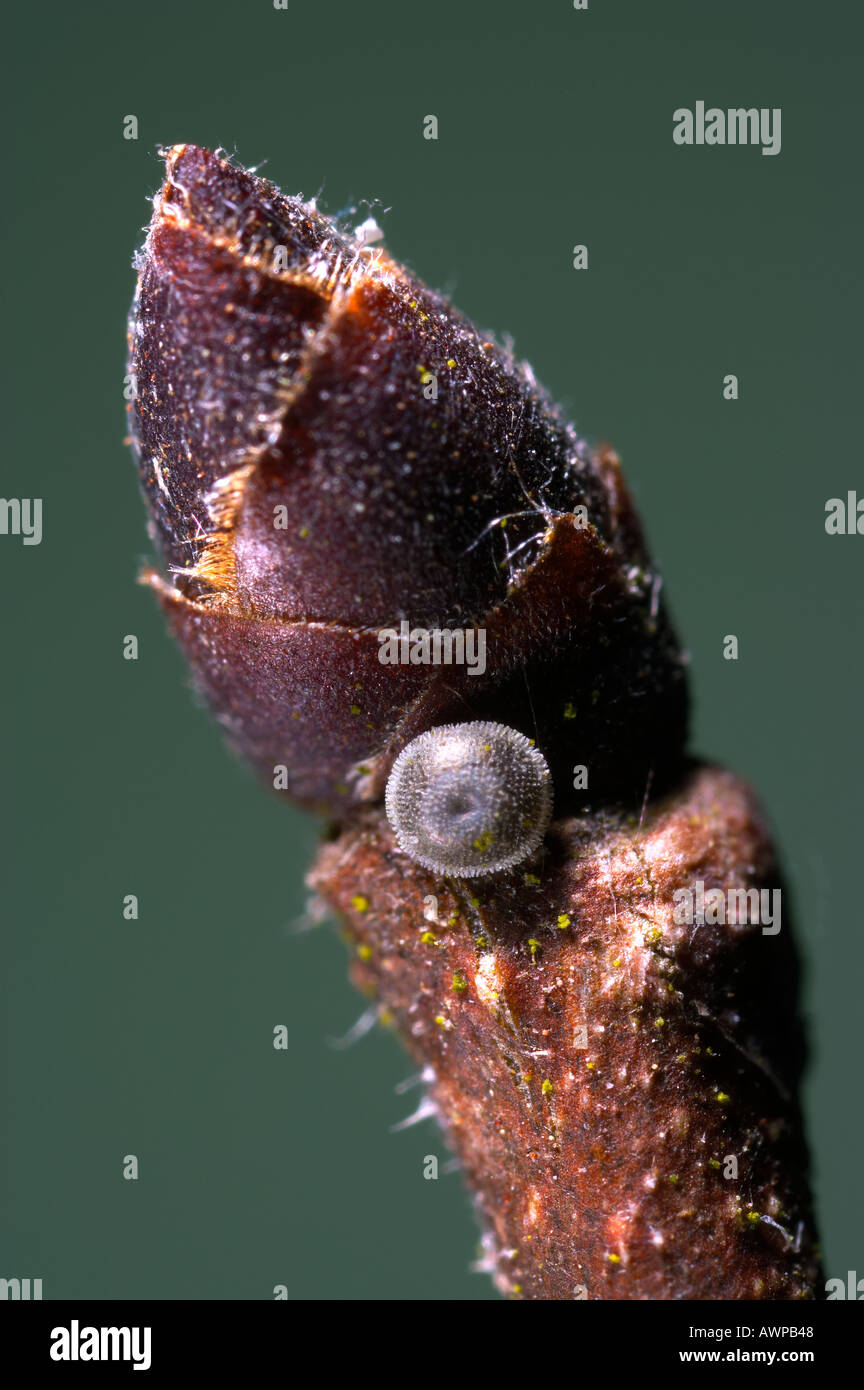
[127,144,821,1299]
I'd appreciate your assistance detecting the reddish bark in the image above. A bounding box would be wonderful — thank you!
[311,764,821,1300]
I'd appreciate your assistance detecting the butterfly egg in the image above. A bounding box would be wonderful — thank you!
[385,721,553,877]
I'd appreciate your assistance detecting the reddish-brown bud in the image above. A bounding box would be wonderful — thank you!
[128,144,686,816]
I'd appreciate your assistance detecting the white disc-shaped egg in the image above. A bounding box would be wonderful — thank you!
[385,721,553,877]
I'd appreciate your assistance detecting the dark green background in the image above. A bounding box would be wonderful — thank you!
[2,0,860,1300]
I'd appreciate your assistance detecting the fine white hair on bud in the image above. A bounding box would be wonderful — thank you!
[384,721,553,877]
